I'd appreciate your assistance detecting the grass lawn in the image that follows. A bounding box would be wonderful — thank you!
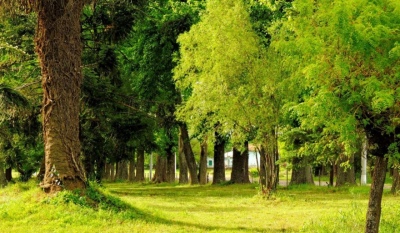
[0,180,399,233]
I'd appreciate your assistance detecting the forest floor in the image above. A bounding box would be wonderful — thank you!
[0,181,399,233]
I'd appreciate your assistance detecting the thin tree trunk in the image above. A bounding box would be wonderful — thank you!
[365,156,387,233]
[0,160,6,187]
[213,127,225,184]
[135,148,145,182]
[199,138,208,185]
[110,162,115,181]
[5,167,12,182]
[259,146,267,188]
[179,124,199,184]
[166,145,175,183]
[178,133,189,184]
[37,0,86,192]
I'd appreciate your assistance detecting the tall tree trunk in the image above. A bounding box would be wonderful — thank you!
[199,138,208,185]
[36,0,86,192]
[166,145,176,183]
[135,148,145,182]
[178,133,189,184]
[231,142,250,184]
[336,154,356,186]
[179,124,199,184]
[5,167,12,182]
[290,156,314,185]
[213,127,225,184]
[128,150,136,182]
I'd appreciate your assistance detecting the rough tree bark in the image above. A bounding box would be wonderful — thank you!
[178,133,189,184]
[179,124,199,184]
[199,138,208,185]
[290,156,314,185]
[231,142,250,184]
[135,148,145,182]
[213,126,225,184]
[37,0,86,192]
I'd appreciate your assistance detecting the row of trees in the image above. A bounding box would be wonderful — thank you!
[0,0,399,232]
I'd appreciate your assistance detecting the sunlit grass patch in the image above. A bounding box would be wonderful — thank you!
[0,180,398,232]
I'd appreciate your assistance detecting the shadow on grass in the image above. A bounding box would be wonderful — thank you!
[99,183,277,232]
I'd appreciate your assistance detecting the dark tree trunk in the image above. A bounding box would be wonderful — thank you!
[166,145,176,183]
[178,133,189,184]
[5,167,12,182]
[365,156,387,233]
[179,124,199,184]
[0,161,6,187]
[199,139,208,185]
[336,154,356,187]
[259,146,267,188]
[83,153,95,181]
[36,0,86,192]
[231,142,250,184]
[153,155,167,183]
[290,156,314,185]
[264,129,279,191]
[135,148,145,182]
[391,168,400,194]
[128,150,135,182]
[329,164,335,186]
[213,127,225,184]
[365,121,392,233]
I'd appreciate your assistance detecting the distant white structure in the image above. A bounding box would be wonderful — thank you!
[207,149,260,168]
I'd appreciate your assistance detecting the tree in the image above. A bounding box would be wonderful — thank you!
[271,0,400,231]
[0,0,87,192]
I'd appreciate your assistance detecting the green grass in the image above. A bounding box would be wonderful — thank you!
[0,180,399,233]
